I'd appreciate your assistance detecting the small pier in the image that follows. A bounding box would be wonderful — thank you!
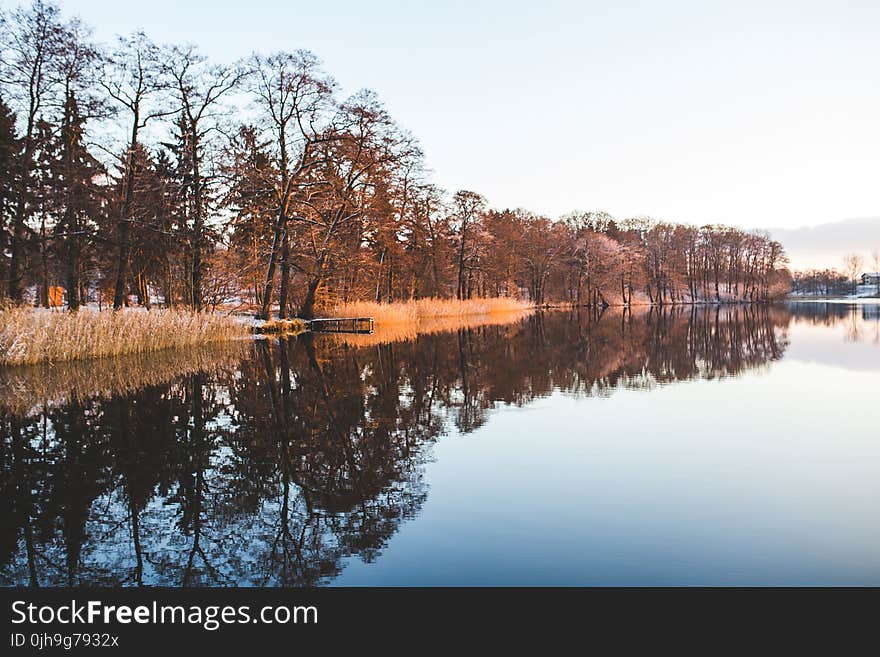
[309,317,374,334]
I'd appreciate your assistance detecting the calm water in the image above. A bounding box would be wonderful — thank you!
[1,303,878,586]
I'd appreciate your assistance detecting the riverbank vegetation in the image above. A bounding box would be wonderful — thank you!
[0,0,791,330]
[258,317,307,335]
[0,306,246,366]
[332,297,532,325]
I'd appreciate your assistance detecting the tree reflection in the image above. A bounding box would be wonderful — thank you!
[1,306,793,586]
[786,301,880,344]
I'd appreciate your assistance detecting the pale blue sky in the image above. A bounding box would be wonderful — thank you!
[46,0,880,229]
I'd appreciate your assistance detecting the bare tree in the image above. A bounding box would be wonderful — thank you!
[872,250,880,295]
[164,45,245,310]
[294,91,416,318]
[451,190,486,300]
[842,252,864,295]
[100,32,169,309]
[245,50,335,319]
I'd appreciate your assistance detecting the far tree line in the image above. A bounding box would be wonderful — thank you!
[0,1,792,319]
[790,252,880,297]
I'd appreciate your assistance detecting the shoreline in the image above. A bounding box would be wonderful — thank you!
[785,297,880,304]
[1,296,796,367]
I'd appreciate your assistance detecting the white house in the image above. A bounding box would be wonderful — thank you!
[861,272,880,286]
[855,272,880,297]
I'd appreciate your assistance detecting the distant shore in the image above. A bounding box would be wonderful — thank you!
[786,296,880,304]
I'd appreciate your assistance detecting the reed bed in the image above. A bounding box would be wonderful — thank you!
[258,317,307,334]
[327,305,535,347]
[0,342,246,418]
[329,297,533,327]
[0,307,249,366]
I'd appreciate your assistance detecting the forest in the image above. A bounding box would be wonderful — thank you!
[0,1,791,322]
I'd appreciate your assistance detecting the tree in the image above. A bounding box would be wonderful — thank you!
[842,253,864,294]
[0,0,64,300]
[294,91,416,318]
[872,250,880,295]
[404,182,449,298]
[451,190,486,300]
[0,4,794,317]
[0,95,18,291]
[164,45,244,310]
[245,50,336,320]
[222,124,277,308]
[53,17,102,310]
[100,32,169,309]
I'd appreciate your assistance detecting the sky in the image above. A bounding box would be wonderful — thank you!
[30,0,880,232]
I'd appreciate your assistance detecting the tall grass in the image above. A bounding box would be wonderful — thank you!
[0,307,248,366]
[327,310,535,347]
[258,317,307,334]
[330,297,533,326]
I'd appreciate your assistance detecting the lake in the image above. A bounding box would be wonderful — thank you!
[1,302,878,586]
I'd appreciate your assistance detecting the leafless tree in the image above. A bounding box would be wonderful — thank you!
[164,45,245,309]
[100,32,170,309]
[872,250,880,295]
[245,50,336,319]
[842,252,864,294]
[451,190,486,300]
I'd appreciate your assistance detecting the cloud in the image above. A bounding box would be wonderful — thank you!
[769,218,880,270]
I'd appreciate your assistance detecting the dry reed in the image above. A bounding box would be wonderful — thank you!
[0,307,249,366]
[330,297,533,327]
[258,317,307,334]
[327,309,535,347]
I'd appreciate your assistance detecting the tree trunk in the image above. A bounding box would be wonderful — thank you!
[62,93,80,311]
[375,248,386,303]
[299,276,321,320]
[258,208,286,319]
[190,123,204,311]
[113,120,140,310]
[65,240,80,311]
[298,251,328,320]
[112,218,131,309]
[277,228,291,319]
[456,226,467,300]
[38,215,49,308]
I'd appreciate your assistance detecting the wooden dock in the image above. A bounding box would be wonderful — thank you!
[308,317,374,334]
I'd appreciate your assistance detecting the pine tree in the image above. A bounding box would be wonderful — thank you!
[222,124,277,308]
[53,91,105,309]
[0,96,19,297]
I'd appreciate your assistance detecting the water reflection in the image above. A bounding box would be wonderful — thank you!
[0,304,874,586]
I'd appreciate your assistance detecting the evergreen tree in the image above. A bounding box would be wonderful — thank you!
[53,91,105,309]
[0,97,19,295]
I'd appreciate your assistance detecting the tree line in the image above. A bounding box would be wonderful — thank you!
[0,1,791,319]
[790,251,880,297]
[790,269,853,297]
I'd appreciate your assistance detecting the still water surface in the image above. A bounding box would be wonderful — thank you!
[1,302,878,586]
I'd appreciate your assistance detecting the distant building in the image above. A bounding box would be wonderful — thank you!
[861,272,880,286]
